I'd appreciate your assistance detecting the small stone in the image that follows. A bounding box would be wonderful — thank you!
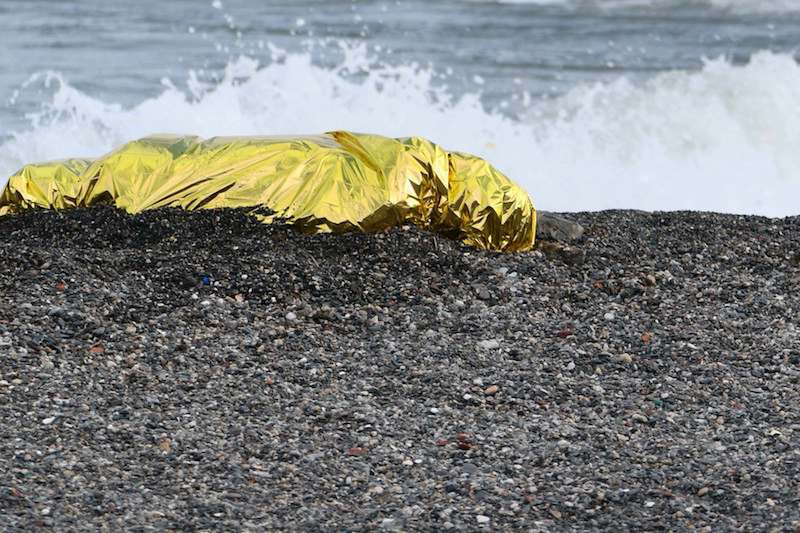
[476,515,490,524]
[483,385,499,395]
[42,416,56,425]
[477,339,500,350]
[611,353,633,364]
[475,285,491,300]
[710,442,726,452]
[603,311,615,321]
[347,447,367,457]
[285,312,297,321]
[537,241,586,266]
[429,407,440,414]
[697,486,710,497]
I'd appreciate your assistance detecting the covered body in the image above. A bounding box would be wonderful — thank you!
[0,132,535,251]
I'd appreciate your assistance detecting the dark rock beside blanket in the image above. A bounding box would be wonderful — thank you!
[536,211,584,242]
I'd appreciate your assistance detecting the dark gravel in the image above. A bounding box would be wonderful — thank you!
[1,207,799,531]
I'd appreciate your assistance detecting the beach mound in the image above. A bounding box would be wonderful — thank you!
[0,132,536,251]
[1,207,799,530]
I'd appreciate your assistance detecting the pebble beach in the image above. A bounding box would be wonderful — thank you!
[1,207,799,531]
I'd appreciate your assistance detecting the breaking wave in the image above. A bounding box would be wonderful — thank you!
[1,47,799,216]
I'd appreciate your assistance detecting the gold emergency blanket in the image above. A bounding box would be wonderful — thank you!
[0,132,535,251]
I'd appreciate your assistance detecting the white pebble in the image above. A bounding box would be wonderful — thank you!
[477,339,500,350]
[611,353,633,364]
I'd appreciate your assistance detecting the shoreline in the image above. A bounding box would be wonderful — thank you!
[1,207,799,530]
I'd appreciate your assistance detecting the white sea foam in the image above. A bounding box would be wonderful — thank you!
[1,47,799,216]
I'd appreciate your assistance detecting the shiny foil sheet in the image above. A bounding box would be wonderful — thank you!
[0,132,536,251]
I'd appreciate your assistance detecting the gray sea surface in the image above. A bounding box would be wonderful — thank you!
[2,0,798,126]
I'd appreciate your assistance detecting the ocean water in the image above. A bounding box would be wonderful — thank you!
[1,0,799,215]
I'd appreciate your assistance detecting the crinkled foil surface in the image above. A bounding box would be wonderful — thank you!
[0,132,535,251]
